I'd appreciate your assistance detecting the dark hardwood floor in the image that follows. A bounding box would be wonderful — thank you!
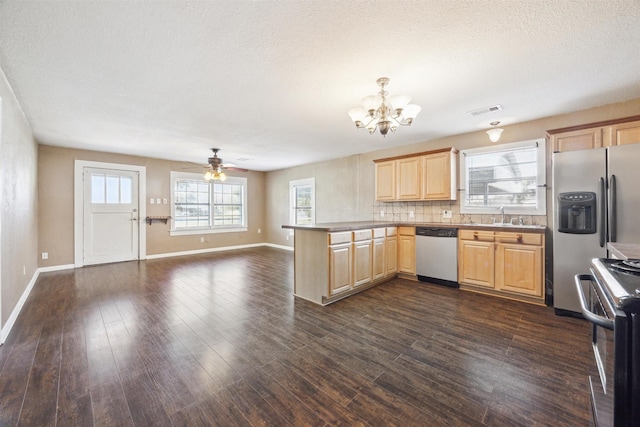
[0,247,593,426]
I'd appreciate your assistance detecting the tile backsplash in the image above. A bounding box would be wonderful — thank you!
[372,200,548,227]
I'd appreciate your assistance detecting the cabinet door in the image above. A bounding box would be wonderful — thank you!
[386,236,398,275]
[353,240,373,287]
[375,160,396,201]
[611,120,640,146]
[458,240,494,288]
[372,238,385,280]
[551,127,604,152]
[398,234,416,274]
[329,243,352,295]
[421,151,455,200]
[495,244,543,297]
[397,157,421,200]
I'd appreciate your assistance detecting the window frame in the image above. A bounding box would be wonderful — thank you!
[170,171,248,236]
[460,139,546,215]
[289,178,316,225]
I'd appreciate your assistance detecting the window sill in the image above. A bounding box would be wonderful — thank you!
[170,227,248,237]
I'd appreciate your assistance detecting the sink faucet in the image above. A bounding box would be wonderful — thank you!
[499,206,505,224]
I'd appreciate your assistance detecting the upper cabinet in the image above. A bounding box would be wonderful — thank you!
[421,150,457,200]
[374,148,458,202]
[549,116,640,153]
[374,160,396,200]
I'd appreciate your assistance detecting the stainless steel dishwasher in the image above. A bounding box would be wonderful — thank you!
[415,227,459,287]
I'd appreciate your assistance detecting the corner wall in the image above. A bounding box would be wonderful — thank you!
[0,67,39,328]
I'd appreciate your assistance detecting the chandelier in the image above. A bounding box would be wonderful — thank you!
[348,77,421,137]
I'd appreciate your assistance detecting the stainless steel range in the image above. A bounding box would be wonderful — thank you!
[575,258,640,427]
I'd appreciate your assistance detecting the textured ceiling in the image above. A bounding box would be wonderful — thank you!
[1,1,639,171]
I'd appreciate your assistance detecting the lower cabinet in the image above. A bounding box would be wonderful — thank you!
[372,229,386,281]
[398,226,416,275]
[329,242,352,296]
[458,237,494,288]
[385,228,398,275]
[353,234,373,288]
[458,229,545,304]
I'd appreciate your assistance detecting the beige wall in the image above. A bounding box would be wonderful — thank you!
[265,98,640,248]
[0,68,39,327]
[38,145,266,267]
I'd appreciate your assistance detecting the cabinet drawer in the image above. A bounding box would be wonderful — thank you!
[496,232,542,245]
[459,229,495,242]
[399,226,415,236]
[328,232,352,245]
[386,227,397,237]
[372,228,386,239]
[353,229,373,242]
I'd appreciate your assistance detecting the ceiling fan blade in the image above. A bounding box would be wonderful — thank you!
[224,166,249,172]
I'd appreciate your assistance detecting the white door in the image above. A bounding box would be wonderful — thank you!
[83,167,139,265]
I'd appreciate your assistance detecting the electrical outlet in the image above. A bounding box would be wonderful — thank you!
[23,265,26,275]
[258,228,261,233]
[443,210,452,219]
[380,210,385,217]
[409,211,414,218]
[200,237,205,243]
[42,252,48,259]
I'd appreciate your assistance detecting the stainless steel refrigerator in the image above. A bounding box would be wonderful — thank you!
[553,144,640,315]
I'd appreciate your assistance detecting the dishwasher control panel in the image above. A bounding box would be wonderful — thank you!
[416,227,458,238]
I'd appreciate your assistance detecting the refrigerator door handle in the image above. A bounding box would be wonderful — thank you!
[610,174,617,243]
[599,177,606,248]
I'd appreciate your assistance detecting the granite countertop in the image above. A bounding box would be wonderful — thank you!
[608,243,640,260]
[282,221,547,233]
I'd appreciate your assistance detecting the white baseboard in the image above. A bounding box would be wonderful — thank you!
[38,264,75,273]
[145,242,278,260]
[264,243,294,251]
[1,269,39,344]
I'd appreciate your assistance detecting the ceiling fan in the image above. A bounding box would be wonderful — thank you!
[204,148,247,181]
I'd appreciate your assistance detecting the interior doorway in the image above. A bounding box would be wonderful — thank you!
[74,161,146,267]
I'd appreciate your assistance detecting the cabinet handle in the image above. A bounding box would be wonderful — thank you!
[473,232,478,240]
[517,234,522,242]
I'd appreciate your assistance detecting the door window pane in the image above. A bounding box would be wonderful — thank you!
[120,177,132,203]
[91,174,105,203]
[106,175,120,204]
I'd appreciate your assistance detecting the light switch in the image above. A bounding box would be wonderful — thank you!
[163,198,167,204]
[156,198,161,204]
[150,198,155,204]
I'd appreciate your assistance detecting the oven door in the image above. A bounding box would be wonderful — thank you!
[576,274,616,427]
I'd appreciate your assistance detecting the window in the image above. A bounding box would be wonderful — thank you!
[170,172,247,235]
[290,178,315,225]
[90,173,133,204]
[460,139,546,215]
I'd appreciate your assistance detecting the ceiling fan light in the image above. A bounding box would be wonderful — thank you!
[204,170,212,180]
[219,172,227,181]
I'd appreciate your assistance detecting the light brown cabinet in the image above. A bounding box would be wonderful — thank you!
[398,226,416,275]
[458,229,545,304]
[396,157,422,200]
[374,160,396,200]
[352,230,373,287]
[458,231,494,288]
[290,226,398,305]
[549,116,640,153]
[372,228,386,280]
[374,148,458,201]
[385,227,398,276]
[421,150,457,200]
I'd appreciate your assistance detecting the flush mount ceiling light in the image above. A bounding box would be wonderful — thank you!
[487,121,504,143]
[348,77,421,137]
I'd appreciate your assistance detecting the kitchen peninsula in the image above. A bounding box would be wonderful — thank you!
[283,221,547,306]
